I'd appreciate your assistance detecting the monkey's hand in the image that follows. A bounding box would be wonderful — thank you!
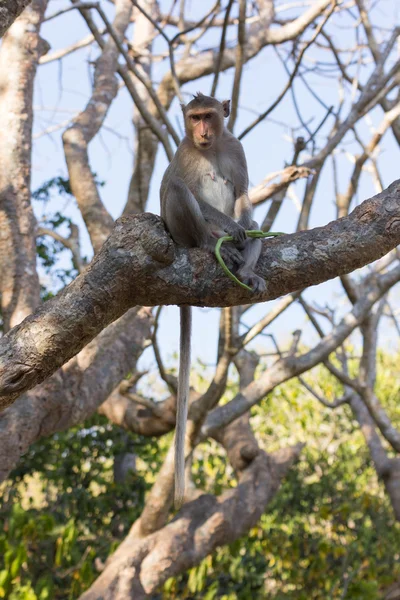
[226,222,247,248]
[237,267,267,293]
[221,244,245,268]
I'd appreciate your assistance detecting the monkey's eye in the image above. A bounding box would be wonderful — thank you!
[204,113,212,120]
[191,114,200,122]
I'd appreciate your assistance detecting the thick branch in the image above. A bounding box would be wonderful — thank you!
[1,181,400,409]
[0,308,152,482]
[0,0,48,330]
[0,0,32,37]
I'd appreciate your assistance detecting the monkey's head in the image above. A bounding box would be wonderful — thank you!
[182,93,230,151]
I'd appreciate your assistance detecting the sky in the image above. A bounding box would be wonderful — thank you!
[27,0,400,374]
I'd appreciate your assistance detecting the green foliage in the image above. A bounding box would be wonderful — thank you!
[33,177,78,293]
[32,177,73,203]
[162,355,400,600]
[1,356,400,599]
[0,415,157,599]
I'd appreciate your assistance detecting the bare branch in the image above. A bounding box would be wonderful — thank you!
[204,261,400,436]
[227,0,246,132]
[210,0,234,98]
[39,31,98,64]
[152,306,178,394]
[131,0,183,102]
[239,2,335,140]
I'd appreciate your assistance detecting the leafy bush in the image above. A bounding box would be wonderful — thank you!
[1,358,399,599]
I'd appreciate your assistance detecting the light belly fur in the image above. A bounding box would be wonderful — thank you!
[198,171,235,216]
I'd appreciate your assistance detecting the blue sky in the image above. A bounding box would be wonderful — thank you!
[30,0,400,371]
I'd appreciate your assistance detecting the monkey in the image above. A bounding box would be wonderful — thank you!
[160,93,266,508]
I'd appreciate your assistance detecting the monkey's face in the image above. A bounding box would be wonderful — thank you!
[185,109,223,150]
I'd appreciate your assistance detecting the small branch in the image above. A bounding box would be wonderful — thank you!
[152,306,178,394]
[227,0,246,132]
[39,32,99,64]
[210,0,234,97]
[249,165,314,206]
[37,224,83,272]
[241,292,300,346]
[298,375,351,408]
[239,2,335,140]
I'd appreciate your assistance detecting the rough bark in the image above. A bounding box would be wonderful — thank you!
[1,180,400,410]
[0,0,48,331]
[0,308,152,482]
[79,445,303,600]
[0,0,32,37]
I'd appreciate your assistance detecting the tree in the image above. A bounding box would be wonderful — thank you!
[0,0,400,597]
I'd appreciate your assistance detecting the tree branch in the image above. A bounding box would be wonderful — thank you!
[0,0,32,38]
[1,180,400,410]
[0,307,152,482]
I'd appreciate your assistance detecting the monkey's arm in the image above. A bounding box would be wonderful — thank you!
[235,194,257,229]
[228,139,256,229]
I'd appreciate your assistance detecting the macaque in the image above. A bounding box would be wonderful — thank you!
[160,93,265,508]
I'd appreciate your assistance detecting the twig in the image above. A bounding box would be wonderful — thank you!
[39,32,99,64]
[298,376,351,408]
[210,0,235,97]
[239,2,335,140]
[228,0,246,132]
[241,292,300,346]
[72,1,178,156]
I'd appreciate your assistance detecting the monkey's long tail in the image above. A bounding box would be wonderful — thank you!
[175,305,192,509]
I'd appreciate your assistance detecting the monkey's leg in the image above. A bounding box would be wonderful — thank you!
[165,180,243,266]
[236,237,266,292]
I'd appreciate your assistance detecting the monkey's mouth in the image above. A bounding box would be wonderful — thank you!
[199,141,212,149]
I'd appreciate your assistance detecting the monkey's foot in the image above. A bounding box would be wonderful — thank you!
[237,269,267,293]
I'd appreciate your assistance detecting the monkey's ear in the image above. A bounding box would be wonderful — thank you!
[222,99,230,118]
